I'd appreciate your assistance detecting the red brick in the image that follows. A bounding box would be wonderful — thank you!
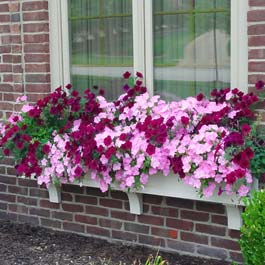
[10,24,20,34]
[230,251,243,263]
[248,24,265,35]
[18,178,38,187]
[139,235,165,247]
[9,3,19,12]
[52,211,73,221]
[111,210,135,221]
[0,184,6,192]
[24,43,49,53]
[29,208,50,217]
[87,226,110,237]
[40,199,60,209]
[249,36,265,47]
[4,93,22,102]
[75,214,97,225]
[8,185,28,196]
[167,218,193,231]
[249,62,265,72]
[138,214,164,226]
[0,176,16,185]
[99,198,123,209]
[0,14,10,23]
[24,34,49,43]
[62,203,84,213]
[211,214,227,226]
[25,75,50,84]
[0,3,9,12]
[211,237,240,251]
[0,202,7,210]
[181,209,209,222]
[151,227,176,238]
[0,46,11,53]
[63,222,85,233]
[0,25,9,33]
[23,11,48,21]
[86,187,108,197]
[86,205,109,216]
[41,218,61,229]
[8,204,28,214]
[196,224,226,236]
[17,196,37,206]
[143,194,163,205]
[61,184,84,194]
[27,93,50,103]
[29,188,49,198]
[25,63,50,73]
[0,211,17,222]
[25,85,51,95]
[0,64,12,72]
[113,230,137,242]
[196,201,225,214]
[22,2,48,11]
[166,197,194,209]
[125,223,149,234]
[249,74,265,84]
[0,84,13,92]
[24,53,49,63]
[228,229,241,239]
[75,195,97,205]
[61,193,73,202]
[23,23,49,33]
[181,231,208,244]
[111,190,128,200]
[0,193,16,203]
[248,10,265,22]
[168,240,195,253]
[250,0,265,6]
[18,214,39,225]
[197,246,227,260]
[99,218,122,229]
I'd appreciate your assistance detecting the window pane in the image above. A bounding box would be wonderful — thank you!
[68,0,133,100]
[153,0,230,100]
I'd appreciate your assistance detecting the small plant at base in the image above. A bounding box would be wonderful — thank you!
[144,252,168,265]
[239,190,265,265]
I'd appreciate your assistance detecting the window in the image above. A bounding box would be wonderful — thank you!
[49,0,248,100]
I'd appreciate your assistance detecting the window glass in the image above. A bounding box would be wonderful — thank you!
[153,0,231,100]
[68,0,133,100]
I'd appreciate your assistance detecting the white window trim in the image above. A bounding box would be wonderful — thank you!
[49,0,248,93]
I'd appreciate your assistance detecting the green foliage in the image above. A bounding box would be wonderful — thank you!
[144,252,168,265]
[239,190,265,265]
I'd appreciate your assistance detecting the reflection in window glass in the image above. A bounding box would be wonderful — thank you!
[153,0,230,100]
[68,0,133,100]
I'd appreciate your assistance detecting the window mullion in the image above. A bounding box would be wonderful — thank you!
[230,0,248,93]
[132,0,145,81]
[60,0,71,86]
[144,0,154,96]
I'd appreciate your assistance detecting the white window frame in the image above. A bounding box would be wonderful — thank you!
[49,0,248,94]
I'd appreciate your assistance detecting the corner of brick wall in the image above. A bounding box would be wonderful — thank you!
[248,0,265,89]
[0,0,50,119]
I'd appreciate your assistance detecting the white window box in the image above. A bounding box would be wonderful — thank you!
[47,172,258,230]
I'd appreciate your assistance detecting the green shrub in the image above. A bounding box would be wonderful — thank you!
[239,190,265,265]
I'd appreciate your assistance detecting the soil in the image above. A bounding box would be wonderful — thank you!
[0,220,230,265]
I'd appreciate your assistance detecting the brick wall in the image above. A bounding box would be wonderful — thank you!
[0,177,243,263]
[0,0,50,120]
[248,0,265,88]
[1,0,265,264]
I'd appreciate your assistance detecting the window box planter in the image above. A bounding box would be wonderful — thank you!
[47,172,258,230]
